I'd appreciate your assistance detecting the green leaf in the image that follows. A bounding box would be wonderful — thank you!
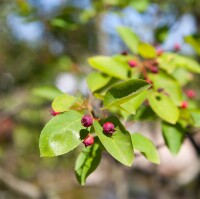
[88,56,128,80]
[131,133,160,164]
[104,79,151,108]
[86,72,111,93]
[158,52,200,74]
[93,117,134,166]
[120,90,149,115]
[39,111,83,157]
[52,94,76,112]
[138,42,156,58]
[116,26,139,54]
[148,92,179,124]
[190,109,200,128]
[162,123,185,155]
[32,86,62,101]
[130,0,149,12]
[75,143,101,185]
[148,72,182,105]
[185,35,200,56]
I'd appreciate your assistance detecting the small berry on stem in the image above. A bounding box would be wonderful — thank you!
[185,89,196,99]
[83,134,94,147]
[181,101,188,109]
[174,43,180,52]
[81,115,93,127]
[150,66,159,73]
[156,47,163,56]
[128,60,137,68]
[103,122,115,135]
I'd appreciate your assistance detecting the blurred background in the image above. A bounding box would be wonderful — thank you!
[0,0,200,198]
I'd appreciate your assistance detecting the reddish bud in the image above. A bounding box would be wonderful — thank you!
[150,66,159,73]
[156,48,163,56]
[128,60,137,68]
[185,89,196,99]
[174,43,180,52]
[83,134,94,147]
[103,122,115,135]
[50,109,60,116]
[157,88,164,92]
[121,51,128,56]
[181,101,188,109]
[145,78,152,84]
[81,115,93,127]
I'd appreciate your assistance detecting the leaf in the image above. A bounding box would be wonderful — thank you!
[116,26,139,54]
[75,143,101,185]
[138,42,156,58]
[190,109,200,128]
[32,86,62,101]
[131,133,160,164]
[86,72,111,93]
[158,52,200,74]
[39,110,83,157]
[185,35,200,56]
[148,92,179,124]
[104,79,151,108]
[88,56,128,80]
[93,117,134,166]
[162,123,185,155]
[52,94,77,112]
[120,90,149,115]
[148,72,183,105]
[130,0,149,12]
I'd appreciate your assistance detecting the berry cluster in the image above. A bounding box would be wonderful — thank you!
[80,115,115,147]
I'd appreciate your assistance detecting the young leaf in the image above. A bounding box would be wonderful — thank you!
[148,72,182,105]
[138,42,156,58]
[190,109,200,128]
[52,93,76,112]
[131,133,160,164]
[86,72,111,93]
[104,79,151,108]
[185,35,200,56]
[120,90,149,115]
[93,117,134,166]
[162,123,185,155]
[88,56,128,80]
[75,143,101,185]
[116,26,139,54]
[39,110,83,157]
[148,92,179,124]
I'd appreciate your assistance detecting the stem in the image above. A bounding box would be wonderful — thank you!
[186,132,200,156]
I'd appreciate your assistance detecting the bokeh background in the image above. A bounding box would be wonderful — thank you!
[0,0,200,199]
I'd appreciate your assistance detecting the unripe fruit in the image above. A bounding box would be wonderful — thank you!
[103,122,115,134]
[128,60,137,68]
[83,134,94,147]
[51,109,60,116]
[181,101,188,109]
[185,89,196,99]
[81,115,93,127]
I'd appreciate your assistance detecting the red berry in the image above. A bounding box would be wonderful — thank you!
[181,101,188,109]
[103,122,115,134]
[174,43,180,51]
[83,134,94,147]
[50,109,60,116]
[128,60,137,68]
[185,89,196,99]
[81,115,93,127]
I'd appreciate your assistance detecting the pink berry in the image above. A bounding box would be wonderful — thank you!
[83,134,94,147]
[81,115,93,127]
[185,89,196,99]
[50,109,60,116]
[181,101,188,109]
[128,60,137,68]
[174,43,180,51]
[103,122,115,135]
